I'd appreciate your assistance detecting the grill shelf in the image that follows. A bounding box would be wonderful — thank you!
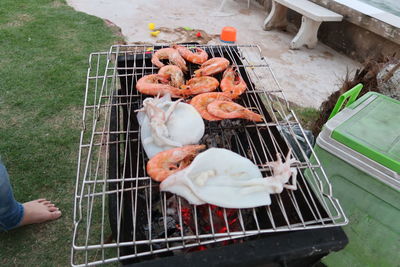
[71,44,348,266]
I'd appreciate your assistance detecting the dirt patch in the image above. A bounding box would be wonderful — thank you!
[104,19,124,38]
[51,1,65,8]
[239,8,251,15]
[2,14,33,28]
[309,51,334,61]
[130,27,219,45]
[323,51,334,58]
[44,105,82,130]
[0,104,29,128]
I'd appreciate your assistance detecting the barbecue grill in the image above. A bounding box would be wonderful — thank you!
[71,44,348,266]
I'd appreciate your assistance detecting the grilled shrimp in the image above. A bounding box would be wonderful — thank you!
[180,76,219,95]
[158,65,185,88]
[194,57,230,77]
[190,92,232,121]
[136,74,185,98]
[147,145,206,182]
[151,48,188,72]
[173,45,208,64]
[207,100,263,122]
[220,67,247,98]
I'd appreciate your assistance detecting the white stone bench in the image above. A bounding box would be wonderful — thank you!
[263,0,343,49]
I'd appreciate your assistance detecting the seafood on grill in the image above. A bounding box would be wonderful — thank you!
[180,76,219,95]
[136,74,187,98]
[151,48,188,72]
[158,65,185,88]
[173,45,208,64]
[194,57,230,77]
[147,145,206,182]
[137,94,205,158]
[160,148,298,208]
[190,92,232,121]
[207,100,262,122]
[257,149,299,193]
[220,66,247,98]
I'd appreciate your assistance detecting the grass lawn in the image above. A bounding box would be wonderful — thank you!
[0,0,121,266]
[292,106,319,130]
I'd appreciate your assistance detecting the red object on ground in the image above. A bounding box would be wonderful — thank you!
[220,26,237,43]
[196,32,202,38]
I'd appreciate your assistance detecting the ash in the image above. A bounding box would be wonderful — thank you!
[200,119,255,161]
[201,119,245,148]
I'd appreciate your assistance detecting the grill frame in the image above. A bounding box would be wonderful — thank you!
[71,44,348,267]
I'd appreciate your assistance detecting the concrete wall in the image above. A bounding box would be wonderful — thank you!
[256,0,400,62]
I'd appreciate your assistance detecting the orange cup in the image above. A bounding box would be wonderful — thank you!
[220,26,237,43]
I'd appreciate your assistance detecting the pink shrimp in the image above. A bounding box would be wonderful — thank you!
[151,48,188,72]
[194,57,230,77]
[147,145,206,182]
[173,45,208,64]
[190,92,232,121]
[220,67,247,99]
[180,76,219,95]
[207,100,263,122]
[158,65,185,88]
[136,74,185,98]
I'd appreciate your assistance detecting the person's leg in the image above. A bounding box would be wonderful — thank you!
[0,161,24,230]
[0,161,61,231]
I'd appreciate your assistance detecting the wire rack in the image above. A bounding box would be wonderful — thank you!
[71,44,348,266]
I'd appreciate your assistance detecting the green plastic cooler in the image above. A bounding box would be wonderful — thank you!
[305,92,400,267]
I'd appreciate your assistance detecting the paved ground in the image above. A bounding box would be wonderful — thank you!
[67,0,360,108]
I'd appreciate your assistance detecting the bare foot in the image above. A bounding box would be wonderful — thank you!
[18,199,62,227]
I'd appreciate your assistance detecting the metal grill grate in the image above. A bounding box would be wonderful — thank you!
[71,44,347,266]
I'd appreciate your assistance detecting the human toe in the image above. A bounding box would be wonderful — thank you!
[50,210,62,220]
[48,206,58,212]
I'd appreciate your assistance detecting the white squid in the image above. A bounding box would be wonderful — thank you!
[160,148,298,209]
[137,94,205,159]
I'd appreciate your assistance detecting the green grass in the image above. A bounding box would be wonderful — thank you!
[0,0,121,266]
[292,106,319,130]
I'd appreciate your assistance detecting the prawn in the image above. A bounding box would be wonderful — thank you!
[136,74,186,98]
[147,145,206,182]
[151,48,188,72]
[207,100,263,122]
[180,76,219,95]
[190,92,232,121]
[158,65,185,88]
[220,67,247,99]
[173,45,208,64]
[194,57,230,77]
